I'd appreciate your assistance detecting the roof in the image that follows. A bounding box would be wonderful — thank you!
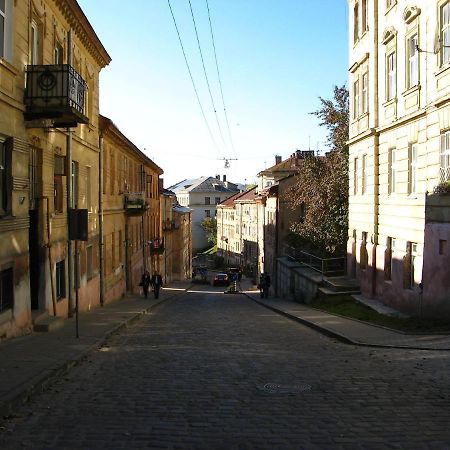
[173,205,191,213]
[234,186,258,203]
[258,150,315,177]
[169,176,240,194]
[217,190,247,208]
[99,115,163,175]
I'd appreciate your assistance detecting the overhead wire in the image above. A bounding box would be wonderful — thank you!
[205,0,237,159]
[188,0,227,152]
[167,0,221,155]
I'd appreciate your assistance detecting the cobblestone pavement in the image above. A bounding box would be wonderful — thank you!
[2,287,450,449]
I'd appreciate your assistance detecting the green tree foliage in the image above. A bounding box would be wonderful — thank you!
[201,217,217,246]
[286,85,349,255]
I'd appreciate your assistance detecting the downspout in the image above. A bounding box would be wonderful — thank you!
[66,29,73,317]
[99,136,105,306]
[372,0,380,296]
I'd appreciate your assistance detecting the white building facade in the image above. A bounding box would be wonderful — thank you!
[348,0,450,317]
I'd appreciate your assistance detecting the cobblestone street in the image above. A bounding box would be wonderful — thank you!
[2,288,450,449]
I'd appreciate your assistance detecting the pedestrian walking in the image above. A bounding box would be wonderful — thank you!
[259,273,266,298]
[151,272,163,299]
[263,272,271,298]
[140,270,151,298]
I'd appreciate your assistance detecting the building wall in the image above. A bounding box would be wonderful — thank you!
[348,0,450,316]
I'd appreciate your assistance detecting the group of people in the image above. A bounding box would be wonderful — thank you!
[140,271,163,299]
[259,272,271,298]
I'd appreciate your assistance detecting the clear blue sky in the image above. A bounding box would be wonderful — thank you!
[78,0,349,187]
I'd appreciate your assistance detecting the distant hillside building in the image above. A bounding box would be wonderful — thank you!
[169,176,240,252]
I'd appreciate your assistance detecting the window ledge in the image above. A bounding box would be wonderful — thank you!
[383,97,397,108]
[402,84,421,97]
[407,194,418,200]
[385,1,397,15]
[435,63,450,78]
[0,58,19,76]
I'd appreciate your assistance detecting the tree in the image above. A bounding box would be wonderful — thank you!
[286,85,349,255]
[201,217,217,246]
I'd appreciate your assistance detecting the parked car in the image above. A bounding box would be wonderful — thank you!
[192,267,209,284]
[213,272,230,286]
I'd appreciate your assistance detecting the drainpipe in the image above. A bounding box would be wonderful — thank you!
[99,136,105,306]
[66,29,73,318]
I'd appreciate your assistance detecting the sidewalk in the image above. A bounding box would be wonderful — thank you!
[242,287,450,351]
[0,281,191,418]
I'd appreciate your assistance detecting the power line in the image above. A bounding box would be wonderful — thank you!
[205,0,237,159]
[188,0,227,151]
[167,0,221,154]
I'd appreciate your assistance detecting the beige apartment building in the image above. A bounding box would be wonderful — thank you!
[348,0,450,316]
[0,0,110,339]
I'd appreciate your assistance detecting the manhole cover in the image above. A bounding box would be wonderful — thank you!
[258,383,312,394]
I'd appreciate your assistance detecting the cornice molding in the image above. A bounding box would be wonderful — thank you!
[403,6,421,24]
[381,26,397,45]
[53,0,111,68]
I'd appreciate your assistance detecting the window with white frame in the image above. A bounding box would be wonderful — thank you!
[353,79,360,119]
[407,34,419,88]
[389,148,397,194]
[361,0,368,33]
[0,0,12,61]
[409,144,418,194]
[354,2,359,44]
[205,210,210,218]
[354,157,359,195]
[31,19,41,65]
[442,1,450,65]
[440,130,450,182]
[362,154,367,194]
[362,72,368,113]
[386,52,396,101]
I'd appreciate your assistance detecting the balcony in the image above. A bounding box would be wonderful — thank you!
[125,192,148,215]
[24,64,88,127]
[149,238,164,254]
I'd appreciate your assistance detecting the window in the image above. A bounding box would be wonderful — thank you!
[361,0,368,33]
[205,197,210,205]
[0,0,5,59]
[409,144,418,194]
[354,157,359,195]
[389,148,397,194]
[71,160,79,208]
[56,260,65,300]
[362,154,367,194]
[439,239,447,255]
[440,130,450,182]
[386,0,395,9]
[205,210,210,218]
[86,245,93,280]
[407,34,419,88]
[386,52,396,101]
[85,166,91,211]
[215,197,220,204]
[54,155,65,213]
[353,80,360,118]
[353,2,359,44]
[404,242,418,289]
[54,41,64,64]
[0,267,13,313]
[30,19,41,65]
[362,72,368,113]
[442,1,450,65]
[384,237,393,281]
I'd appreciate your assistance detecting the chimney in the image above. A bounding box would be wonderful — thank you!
[216,174,220,180]
[275,155,282,165]
[223,174,227,182]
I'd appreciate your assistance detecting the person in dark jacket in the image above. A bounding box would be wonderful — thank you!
[151,272,163,299]
[140,270,151,298]
[263,272,271,298]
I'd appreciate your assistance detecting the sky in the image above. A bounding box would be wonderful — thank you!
[78,0,349,187]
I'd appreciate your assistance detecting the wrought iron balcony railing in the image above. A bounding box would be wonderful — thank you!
[24,64,88,127]
[439,166,450,183]
[125,192,148,215]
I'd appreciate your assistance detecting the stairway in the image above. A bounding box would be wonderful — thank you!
[317,275,361,297]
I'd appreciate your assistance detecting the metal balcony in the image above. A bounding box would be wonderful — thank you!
[24,64,88,128]
[125,192,148,215]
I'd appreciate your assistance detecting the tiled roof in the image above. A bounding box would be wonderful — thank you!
[169,176,240,194]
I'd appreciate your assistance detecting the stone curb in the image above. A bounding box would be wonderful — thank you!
[244,293,450,352]
[0,286,190,419]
